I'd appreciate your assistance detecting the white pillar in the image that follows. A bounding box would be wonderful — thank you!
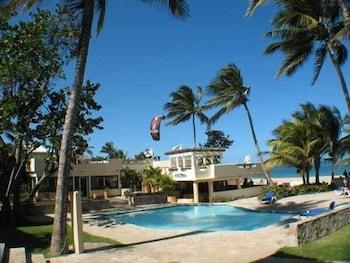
[72,191,84,254]
[193,181,199,203]
[236,178,241,189]
[208,181,214,203]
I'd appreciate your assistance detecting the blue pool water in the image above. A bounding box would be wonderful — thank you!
[105,205,292,231]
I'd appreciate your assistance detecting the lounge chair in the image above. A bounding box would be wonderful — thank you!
[300,201,336,217]
[261,192,277,204]
[335,187,350,195]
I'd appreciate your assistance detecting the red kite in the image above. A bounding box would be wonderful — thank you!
[150,115,165,141]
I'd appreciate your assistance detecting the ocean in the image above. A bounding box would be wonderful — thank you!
[269,162,349,179]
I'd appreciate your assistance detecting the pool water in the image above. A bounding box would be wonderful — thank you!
[105,205,292,231]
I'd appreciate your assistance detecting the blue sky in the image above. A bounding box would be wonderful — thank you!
[56,0,347,162]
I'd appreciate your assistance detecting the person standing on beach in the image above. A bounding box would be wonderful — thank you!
[343,170,348,177]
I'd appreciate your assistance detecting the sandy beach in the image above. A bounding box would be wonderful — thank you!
[253,175,335,186]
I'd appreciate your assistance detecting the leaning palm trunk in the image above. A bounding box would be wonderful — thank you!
[328,49,350,114]
[331,159,336,180]
[192,114,197,147]
[50,0,94,256]
[243,103,274,185]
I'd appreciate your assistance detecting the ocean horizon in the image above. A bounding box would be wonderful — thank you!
[268,162,349,179]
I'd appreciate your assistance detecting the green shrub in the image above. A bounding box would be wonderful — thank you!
[258,183,334,200]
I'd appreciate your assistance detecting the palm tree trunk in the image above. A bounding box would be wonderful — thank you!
[301,172,306,185]
[328,49,350,114]
[192,113,197,148]
[331,160,335,180]
[243,103,274,185]
[306,170,310,185]
[315,157,320,185]
[50,0,94,256]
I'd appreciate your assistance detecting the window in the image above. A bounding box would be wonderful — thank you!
[91,176,119,190]
[170,157,177,169]
[91,177,104,190]
[184,156,192,168]
[178,157,184,168]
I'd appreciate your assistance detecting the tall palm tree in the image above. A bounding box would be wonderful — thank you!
[164,85,209,147]
[246,0,350,39]
[292,103,327,184]
[3,0,189,256]
[267,120,321,184]
[317,105,350,179]
[262,0,350,114]
[206,64,273,185]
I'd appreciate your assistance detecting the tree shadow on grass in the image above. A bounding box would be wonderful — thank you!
[83,230,207,253]
[254,252,321,262]
[0,227,51,253]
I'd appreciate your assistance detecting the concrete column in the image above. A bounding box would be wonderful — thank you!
[208,181,214,203]
[118,173,122,190]
[236,178,241,189]
[72,191,84,254]
[193,181,199,203]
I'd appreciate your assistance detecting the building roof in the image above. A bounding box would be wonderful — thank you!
[70,159,123,176]
[165,147,225,156]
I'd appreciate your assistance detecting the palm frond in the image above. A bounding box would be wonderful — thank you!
[96,0,106,35]
[139,0,189,19]
[311,44,327,85]
[245,0,269,17]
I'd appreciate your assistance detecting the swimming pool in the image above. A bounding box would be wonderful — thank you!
[105,205,292,231]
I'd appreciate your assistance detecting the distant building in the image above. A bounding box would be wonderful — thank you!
[29,147,263,203]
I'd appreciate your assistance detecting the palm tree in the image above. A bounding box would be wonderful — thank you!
[100,141,126,159]
[246,0,350,39]
[3,0,189,256]
[261,0,350,114]
[164,85,209,147]
[292,103,327,184]
[317,105,350,179]
[206,64,273,185]
[267,120,321,185]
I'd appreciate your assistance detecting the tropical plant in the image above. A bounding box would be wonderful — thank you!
[206,64,273,185]
[291,103,328,184]
[143,166,162,193]
[202,130,234,149]
[157,174,174,193]
[0,8,78,225]
[317,105,350,178]
[164,85,209,147]
[267,120,322,184]
[100,142,126,159]
[2,0,189,255]
[260,0,350,114]
[246,0,350,40]
[121,167,142,192]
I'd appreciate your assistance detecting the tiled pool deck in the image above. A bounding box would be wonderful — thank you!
[50,192,350,263]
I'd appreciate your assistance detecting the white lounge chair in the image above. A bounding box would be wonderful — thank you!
[335,187,350,195]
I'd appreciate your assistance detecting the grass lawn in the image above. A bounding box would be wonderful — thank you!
[277,224,350,261]
[0,224,123,257]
